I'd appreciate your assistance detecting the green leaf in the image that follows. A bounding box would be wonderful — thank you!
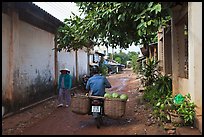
[105,22,111,30]
[137,22,144,29]
[138,29,141,36]
[148,2,153,8]
[156,102,161,107]
[134,15,141,21]
[118,14,122,21]
[144,22,147,28]
[155,4,161,14]
[147,20,152,25]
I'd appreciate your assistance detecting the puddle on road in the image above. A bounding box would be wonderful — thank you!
[109,78,129,92]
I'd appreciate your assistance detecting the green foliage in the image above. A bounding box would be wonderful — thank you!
[128,51,141,73]
[112,51,139,70]
[99,64,108,76]
[115,57,122,64]
[140,57,159,86]
[143,74,172,123]
[153,93,196,126]
[155,75,172,95]
[57,2,173,51]
[99,57,108,76]
[56,15,93,52]
[131,54,139,73]
[172,93,196,126]
[113,51,129,65]
[152,94,174,122]
[143,74,172,104]
[128,51,138,60]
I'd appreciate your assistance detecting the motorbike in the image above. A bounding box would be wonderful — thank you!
[88,95,105,129]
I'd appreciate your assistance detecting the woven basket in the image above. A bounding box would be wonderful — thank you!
[104,98,127,119]
[71,95,90,115]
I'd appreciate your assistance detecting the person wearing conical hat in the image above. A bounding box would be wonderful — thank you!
[57,67,72,108]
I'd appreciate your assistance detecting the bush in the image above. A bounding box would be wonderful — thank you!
[153,93,196,126]
[143,74,172,105]
[99,64,108,76]
[140,57,159,86]
[131,55,140,73]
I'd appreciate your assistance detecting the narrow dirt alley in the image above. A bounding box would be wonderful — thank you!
[2,69,168,135]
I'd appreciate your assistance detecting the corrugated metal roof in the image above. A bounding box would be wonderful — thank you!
[2,2,64,34]
[31,2,63,24]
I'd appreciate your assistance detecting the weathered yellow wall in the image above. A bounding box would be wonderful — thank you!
[177,78,189,95]
[188,2,202,132]
[171,2,202,132]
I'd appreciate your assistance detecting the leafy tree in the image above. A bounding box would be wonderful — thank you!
[131,54,139,73]
[115,57,122,64]
[56,2,177,51]
[127,51,138,60]
[56,14,93,52]
[113,51,129,65]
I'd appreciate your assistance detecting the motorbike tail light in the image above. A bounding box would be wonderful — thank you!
[92,100,101,105]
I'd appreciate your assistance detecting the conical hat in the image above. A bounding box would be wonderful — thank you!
[60,68,70,72]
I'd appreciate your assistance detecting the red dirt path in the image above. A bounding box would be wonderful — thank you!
[2,69,167,135]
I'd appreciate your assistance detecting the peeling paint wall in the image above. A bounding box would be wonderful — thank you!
[2,12,55,113]
[17,20,55,108]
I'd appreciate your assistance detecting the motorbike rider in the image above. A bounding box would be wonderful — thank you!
[86,65,111,96]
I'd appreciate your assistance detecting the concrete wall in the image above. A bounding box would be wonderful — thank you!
[17,19,55,103]
[171,5,186,96]
[171,2,202,132]
[188,2,202,132]
[77,49,89,79]
[58,49,76,80]
[57,48,88,85]
[2,11,55,113]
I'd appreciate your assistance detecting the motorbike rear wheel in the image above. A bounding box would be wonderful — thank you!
[95,117,103,129]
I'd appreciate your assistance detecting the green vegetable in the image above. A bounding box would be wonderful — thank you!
[120,94,128,100]
[104,93,112,98]
[112,92,120,98]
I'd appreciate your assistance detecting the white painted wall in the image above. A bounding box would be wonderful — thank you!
[57,48,88,83]
[58,49,76,79]
[77,49,88,77]
[2,11,56,111]
[19,20,55,89]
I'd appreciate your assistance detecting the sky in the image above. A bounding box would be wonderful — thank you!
[33,2,141,55]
